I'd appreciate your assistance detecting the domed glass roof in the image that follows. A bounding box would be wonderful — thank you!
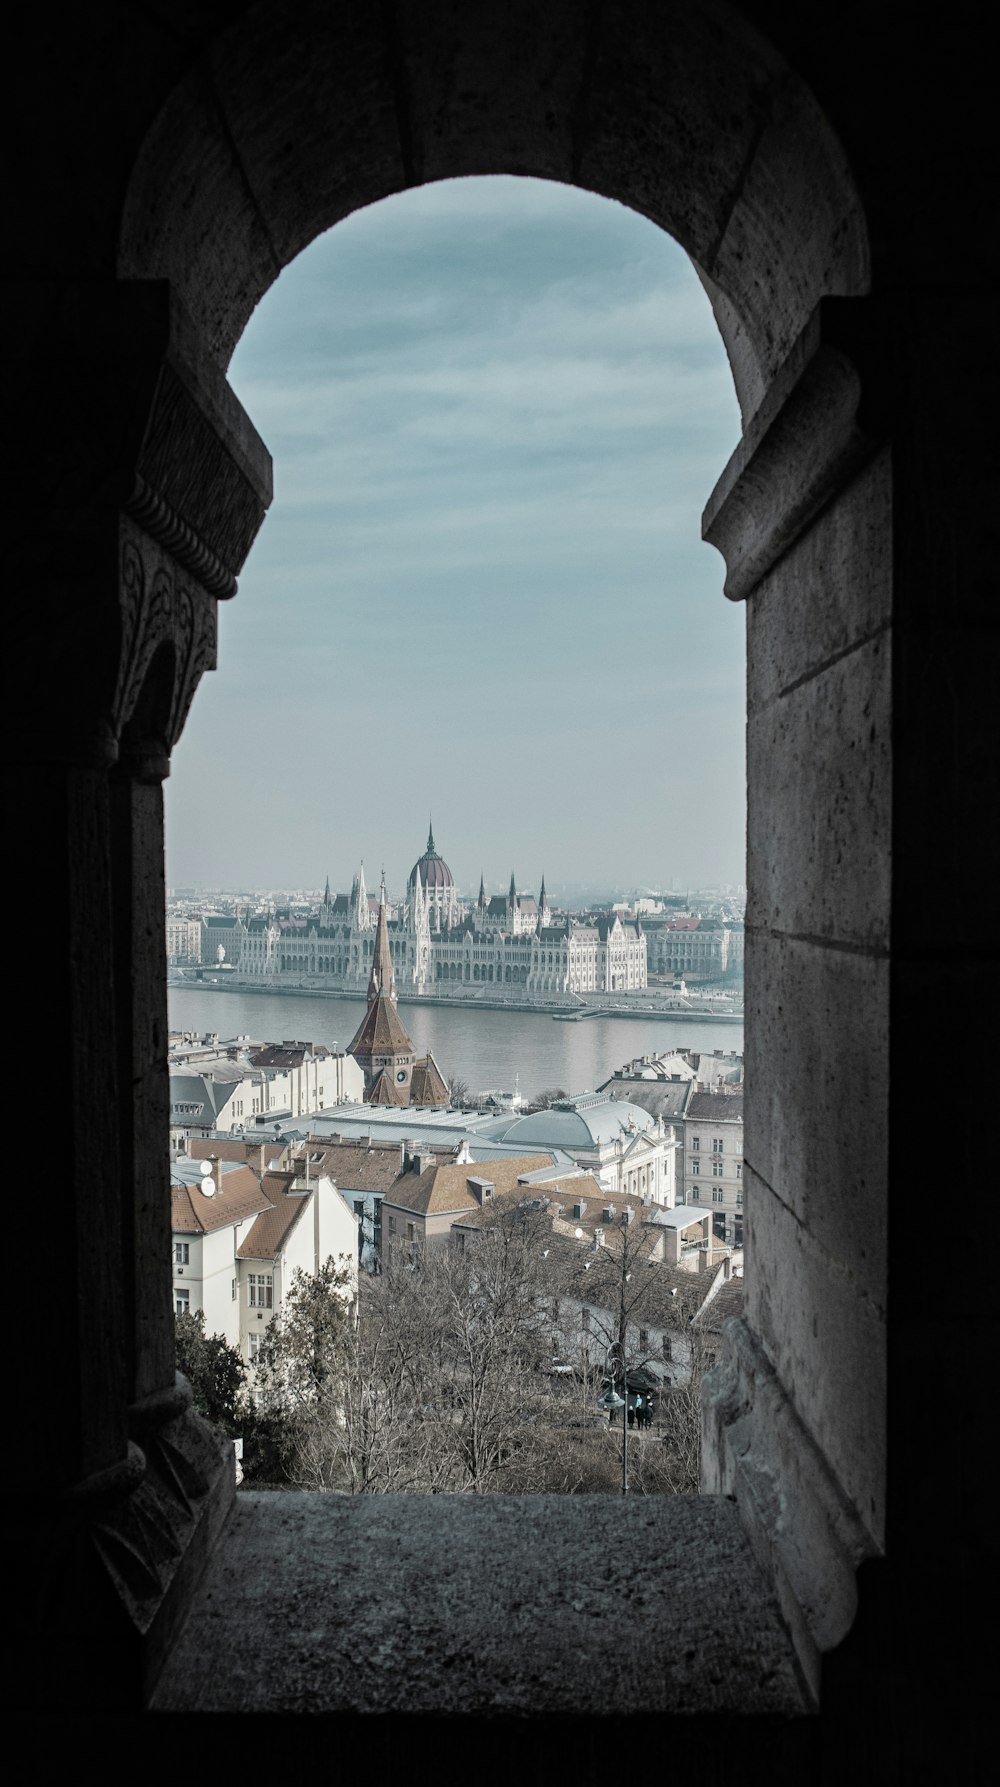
[476,1094,656,1149]
[408,823,454,890]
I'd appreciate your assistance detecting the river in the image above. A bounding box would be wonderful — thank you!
[168,986,743,1100]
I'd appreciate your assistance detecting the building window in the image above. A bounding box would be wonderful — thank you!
[581,1307,592,1332]
[713,1161,724,1177]
[248,1332,264,1363]
[231,1278,237,1301]
[713,1138,724,1153]
[248,1273,273,1309]
[662,1336,672,1361]
[736,1193,743,1208]
[175,1288,190,1316]
[736,1163,742,1179]
[174,1241,189,1265]
[712,1190,725,1204]
[691,1137,700,1151]
[691,1160,700,1175]
[638,1328,649,1354]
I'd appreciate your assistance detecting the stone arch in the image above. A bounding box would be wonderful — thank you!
[26,0,981,1749]
[118,0,868,421]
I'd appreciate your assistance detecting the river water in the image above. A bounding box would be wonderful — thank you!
[168,986,743,1101]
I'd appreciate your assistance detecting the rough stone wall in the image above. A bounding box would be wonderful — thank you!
[2,2,994,1768]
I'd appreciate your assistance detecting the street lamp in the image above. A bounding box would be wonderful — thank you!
[597,1343,629,1494]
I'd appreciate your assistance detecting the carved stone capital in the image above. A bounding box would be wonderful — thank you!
[702,297,895,603]
[16,1379,235,1712]
[114,517,219,767]
[2,282,271,771]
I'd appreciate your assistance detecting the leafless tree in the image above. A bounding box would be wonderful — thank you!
[249,1201,716,1498]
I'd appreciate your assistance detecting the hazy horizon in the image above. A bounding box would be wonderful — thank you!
[166,177,745,894]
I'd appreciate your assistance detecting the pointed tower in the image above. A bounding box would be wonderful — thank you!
[411,864,428,936]
[348,876,416,1104]
[538,873,550,931]
[355,861,369,929]
[367,875,396,1001]
[477,874,486,916]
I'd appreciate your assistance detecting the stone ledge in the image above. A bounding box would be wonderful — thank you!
[151,1491,810,1719]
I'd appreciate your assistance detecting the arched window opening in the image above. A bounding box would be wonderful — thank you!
[25,0,950,1747]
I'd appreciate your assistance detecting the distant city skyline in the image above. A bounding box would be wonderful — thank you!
[167,868,745,908]
[166,177,744,891]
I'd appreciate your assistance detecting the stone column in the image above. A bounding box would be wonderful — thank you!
[701,288,995,1733]
[700,296,894,1701]
[5,282,271,1711]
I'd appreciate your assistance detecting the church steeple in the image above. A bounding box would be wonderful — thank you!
[508,871,516,906]
[477,873,486,912]
[348,873,417,1106]
[367,874,396,1003]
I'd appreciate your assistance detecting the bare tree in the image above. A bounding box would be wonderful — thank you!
[528,1087,567,1110]
[248,1201,716,1499]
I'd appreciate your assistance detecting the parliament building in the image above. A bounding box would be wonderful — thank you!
[234,828,647,999]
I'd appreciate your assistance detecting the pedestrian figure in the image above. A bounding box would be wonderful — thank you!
[627,1404,635,1429]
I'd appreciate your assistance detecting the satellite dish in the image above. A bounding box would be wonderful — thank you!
[198,1161,212,1175]
[198,1159,216,1198]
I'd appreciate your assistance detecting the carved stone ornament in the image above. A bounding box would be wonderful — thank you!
[125,362,268,600]
[114,518,219,764]
[702,298,892,604]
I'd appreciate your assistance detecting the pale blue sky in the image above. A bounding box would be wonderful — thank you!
[166,176,744,900]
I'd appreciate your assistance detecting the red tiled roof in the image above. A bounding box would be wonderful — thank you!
[170,1163,272,1235]
[347,994,415,1060]
[236,1172,311,1259]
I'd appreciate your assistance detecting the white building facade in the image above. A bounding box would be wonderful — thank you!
[222,833,647,1001]
[681,1089,744,1246]
[172,1146,358,1366]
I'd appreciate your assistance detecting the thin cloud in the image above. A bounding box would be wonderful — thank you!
[168,177,744,892]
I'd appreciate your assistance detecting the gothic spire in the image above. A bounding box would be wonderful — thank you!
[508,870,516,906]
[478,873,486,910]
[356,861,369,927]
[427,817,436,854]
[367,875,396,1003]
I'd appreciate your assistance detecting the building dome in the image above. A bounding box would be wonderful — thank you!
[408,824,454,891]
